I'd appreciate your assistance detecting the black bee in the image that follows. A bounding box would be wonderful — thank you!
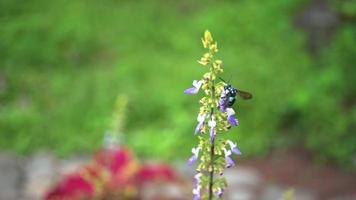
[219,77,253,107]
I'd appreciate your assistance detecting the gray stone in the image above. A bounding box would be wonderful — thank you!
[225,167,262,188]
[175,161,195,179]
[141,182,187,200]
[58,156,89,177]
[226,189,255,200]
[23,152,58,200]
[0,154,24,200]
[329,196,356,200]
[224,167,262,200]
[259,185,316,200]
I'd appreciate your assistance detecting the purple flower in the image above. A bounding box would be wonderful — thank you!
[227,140,241,155]
[193,173,202,200]
[184,80,203,95]
[193,189,201,200]
[223,148,235,168]
[194,173,202,188]
[219,90,227,112]
[216,188,224,198]
[226,108,238,126]
[225,156,235,168]
[208,118,216,143]
[188,147,200,166]
[194,123,203,135]
[195,114,206,134]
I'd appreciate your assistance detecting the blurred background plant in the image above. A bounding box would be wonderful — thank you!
[281,189,295,200]
[45,147,178,200]
[0,0,355,170]
[103,94,128,149]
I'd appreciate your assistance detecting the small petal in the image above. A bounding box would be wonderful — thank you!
[194,178,198,187]
[194,173,202,187]
[225,156,235,168]
[210,126,215,143]
[187,155,197,166]
[208,119,216,143]
[219,90,227,112]
[194,122,204,134]
[216,188,224,197]
[192,80,203,88]
[184,80,203,95]
[219,98,226,112]
[208,119,216,128]
[226,140,234,147]
[226,108,238,126]
[197,114,206,122]
[193,185,201,200]
[223,149,235,168]
[227,140,242,155]
[193,188,200,195]
[226,108,235,116]
[193,195,201,200]
[188,148,200,165]
[232,147,241,155]
[223,148,232,157]
[184,87,199,94]
[228,115,238,126]
[192,147,200,155]
[195,114,206,134]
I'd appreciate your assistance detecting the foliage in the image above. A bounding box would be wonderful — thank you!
[296,23,356,167]
[0,0,354,167]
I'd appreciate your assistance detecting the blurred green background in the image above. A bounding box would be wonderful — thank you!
[0,0,355,168]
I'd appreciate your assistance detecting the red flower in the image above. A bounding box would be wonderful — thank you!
[136,164,176,184]
[45,147,177,200]
[45,174,94,200]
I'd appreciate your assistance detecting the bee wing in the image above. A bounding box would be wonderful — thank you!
[237,90,253,100]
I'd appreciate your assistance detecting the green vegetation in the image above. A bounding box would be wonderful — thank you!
[0,0,355,168]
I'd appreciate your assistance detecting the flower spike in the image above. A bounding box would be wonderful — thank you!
[185,31,247,199]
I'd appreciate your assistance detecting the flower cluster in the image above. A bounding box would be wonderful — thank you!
[45,147,177,200]
[185,31,242,200]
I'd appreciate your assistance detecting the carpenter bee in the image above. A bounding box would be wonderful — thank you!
[219,77,253,107]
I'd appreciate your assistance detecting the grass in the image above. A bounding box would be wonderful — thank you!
[0,0,355,167]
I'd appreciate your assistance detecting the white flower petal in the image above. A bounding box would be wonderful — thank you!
[193,80,203,89]
[226,108,235,116]
[223,148,232,157]
[197,114,206,122]
[208,119,216,127]
[227,140,236,149]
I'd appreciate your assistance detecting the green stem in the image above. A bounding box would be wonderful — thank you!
[208,135,215,200]
[208,76,216,200]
